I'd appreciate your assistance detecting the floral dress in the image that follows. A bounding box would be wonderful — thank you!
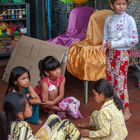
[103,12,138,108]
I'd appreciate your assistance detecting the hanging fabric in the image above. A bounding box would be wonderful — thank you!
[60,0,88,4]
[60,0,73,4]
[51,0,95,38]
[45,0,52,39]
[42,0,47,39]
[95,0,110,10]
[73,0,88,4]
[52,0,73,36]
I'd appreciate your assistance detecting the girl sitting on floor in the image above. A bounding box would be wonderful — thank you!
[35,56,65,114]
[79,79,128,140]
[5,66,41,124]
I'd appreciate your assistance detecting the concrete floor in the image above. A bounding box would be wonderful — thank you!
[0,65,140,140]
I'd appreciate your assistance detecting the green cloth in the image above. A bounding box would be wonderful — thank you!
[60,0,73,4]
[23,87,39,124]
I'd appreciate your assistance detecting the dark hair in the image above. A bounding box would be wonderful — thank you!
[3,93,26,135]
[92,79,123,110]
[5,66,30,95]
[110,0,130,4]
[38,56,61,78]
[0,112,8,140]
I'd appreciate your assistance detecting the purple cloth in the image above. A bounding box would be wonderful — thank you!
[48,6,94,47]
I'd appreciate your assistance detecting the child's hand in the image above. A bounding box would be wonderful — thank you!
[100,45,106,51]
[78,123,89,129]
[100,43,106,51]
[56,106,62,111]
[80,129,89,137]
[41,100,46,105]
[26,93,30,98]
[104,41,111,48]
[41,100,55,106]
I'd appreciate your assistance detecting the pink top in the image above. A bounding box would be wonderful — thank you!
[35,75,65,95]
[42,74,64,88]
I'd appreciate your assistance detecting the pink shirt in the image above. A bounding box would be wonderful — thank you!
[35,75,65,95]
[42,74,64,88]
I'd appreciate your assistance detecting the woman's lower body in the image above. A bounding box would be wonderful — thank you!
[35,114,81,140]
[106,49,131,121]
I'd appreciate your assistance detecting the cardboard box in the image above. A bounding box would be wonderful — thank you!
[3,35,66,87]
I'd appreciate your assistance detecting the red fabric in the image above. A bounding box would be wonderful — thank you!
[106,50,130,108]
[34,75,64,98]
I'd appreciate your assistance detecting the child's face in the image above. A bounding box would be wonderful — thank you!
[15,72,30,88]
[110,0,127,14]
[47,67,61,79]
[24,101,32,118]
[93,89,105,104]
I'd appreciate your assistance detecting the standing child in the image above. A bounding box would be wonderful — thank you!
[79,79,128,140]
[35,56,65,113]
[1,93,81,140]
[5,66,42,124]
[102,0,138,121]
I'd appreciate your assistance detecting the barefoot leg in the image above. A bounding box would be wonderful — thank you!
[124,107,131,121]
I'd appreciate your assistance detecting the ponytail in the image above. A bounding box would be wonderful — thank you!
[0,112,9,140]
[5,84,12,96]
[38,59,45,78]
[92,79,123,110]
[113,95,123,110]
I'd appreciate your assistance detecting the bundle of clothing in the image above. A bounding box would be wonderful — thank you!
[59,96,83,119]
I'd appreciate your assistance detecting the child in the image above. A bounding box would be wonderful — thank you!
[79,79,128,140]
[35,56,65,113]
[1,93,81,140]
[102,0,138,121]
[6,66,42,124]
[0,113,8,140]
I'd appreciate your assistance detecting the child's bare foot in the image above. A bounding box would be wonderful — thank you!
[124,107,131,121]
[38,119,42,124]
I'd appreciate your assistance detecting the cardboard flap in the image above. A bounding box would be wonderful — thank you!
[3,35,66,87]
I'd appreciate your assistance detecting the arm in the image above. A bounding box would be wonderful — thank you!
[40,81,55,106]
[89,110,111,138]
[51,77,65,105]
[103,17,109,42]
[12,121,35,140]
[28,86,41,104]
[111,17,138,49]
[20,122,35,140]
[79,110,99,129]
[101,17,110,51]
